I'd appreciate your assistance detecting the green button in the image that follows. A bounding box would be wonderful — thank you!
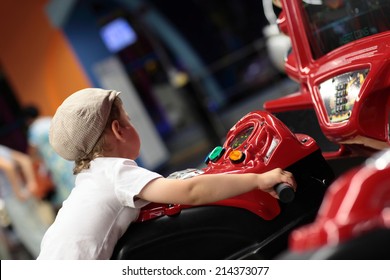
[208,146,225,162]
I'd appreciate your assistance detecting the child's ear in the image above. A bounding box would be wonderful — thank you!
[111,120,125,141]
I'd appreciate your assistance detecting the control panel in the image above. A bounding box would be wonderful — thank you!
[318,69,369,123]
[203,111,318,175]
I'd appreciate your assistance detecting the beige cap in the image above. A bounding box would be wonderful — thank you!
[49,88,120,160]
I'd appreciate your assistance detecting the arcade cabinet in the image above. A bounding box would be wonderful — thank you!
[265,0,390,259]
[264,0,390,175]
[112,111,334,259]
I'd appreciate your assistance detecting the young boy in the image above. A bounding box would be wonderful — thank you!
[37,88,296,259]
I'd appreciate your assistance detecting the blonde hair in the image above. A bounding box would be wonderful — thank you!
[73,97,122,174]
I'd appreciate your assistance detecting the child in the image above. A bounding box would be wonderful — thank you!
[37,88,296,259]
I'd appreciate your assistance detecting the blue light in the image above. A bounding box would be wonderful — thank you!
[100,18,137,53]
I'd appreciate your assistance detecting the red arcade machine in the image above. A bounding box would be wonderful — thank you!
[265,0,390,160]
[262,0,390,259]
[112,0,390,260]
[112,111,334,260]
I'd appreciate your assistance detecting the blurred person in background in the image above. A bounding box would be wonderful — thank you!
[23,106,75,211]
[0,144,54,258]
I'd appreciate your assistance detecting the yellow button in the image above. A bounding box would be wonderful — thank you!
[229,150,245,163]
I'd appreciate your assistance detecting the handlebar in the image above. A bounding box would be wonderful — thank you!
[274,183,295,203]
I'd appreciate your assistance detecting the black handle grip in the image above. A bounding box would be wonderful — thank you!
[274,183,295,203]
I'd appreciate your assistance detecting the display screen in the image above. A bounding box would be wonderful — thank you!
[100,18,137,53]
[301,0,390,59]
[230,126,254,149]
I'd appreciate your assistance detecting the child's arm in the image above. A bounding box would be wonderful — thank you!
[138,168,296,205]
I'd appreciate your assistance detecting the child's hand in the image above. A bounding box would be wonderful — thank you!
[257,168,296,199]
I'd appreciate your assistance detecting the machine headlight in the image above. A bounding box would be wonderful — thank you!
[318,69,369,123]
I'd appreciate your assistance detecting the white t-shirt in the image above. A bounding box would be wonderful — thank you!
[37,157,162,259]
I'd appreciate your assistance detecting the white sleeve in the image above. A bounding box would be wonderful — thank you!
[114,160,162,208]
